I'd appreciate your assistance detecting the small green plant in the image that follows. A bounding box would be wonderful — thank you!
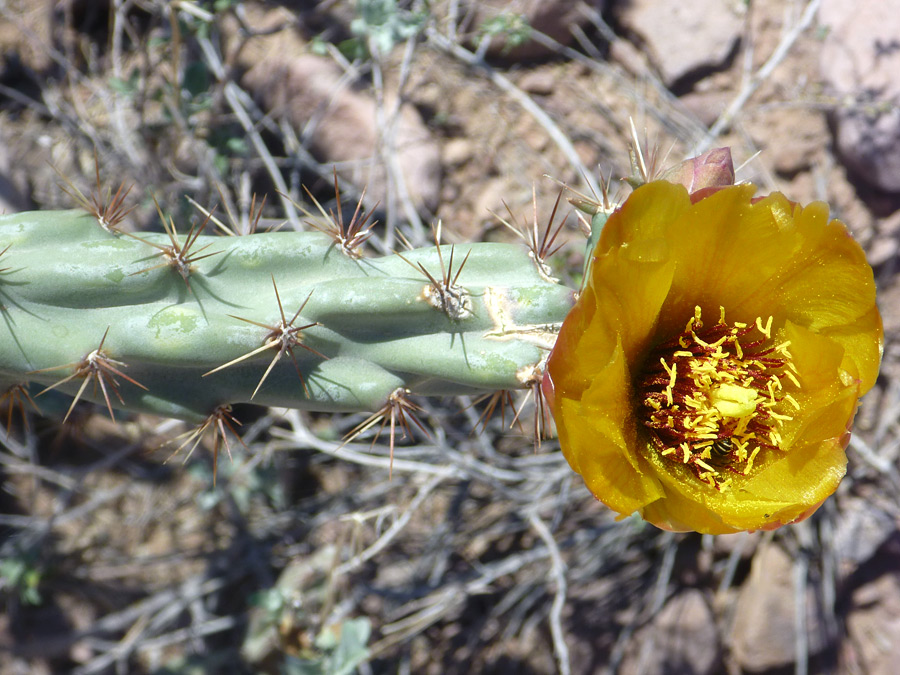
[0,553,43,606]
[189,446,286,512]
[478,13,532,52]
[348,0,428,56]
[283,618,372,675]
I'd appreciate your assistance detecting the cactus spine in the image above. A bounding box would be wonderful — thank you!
[0,207,575,427]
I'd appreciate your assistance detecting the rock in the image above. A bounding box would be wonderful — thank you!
[615,0,743,88]
[679,89,732,128]
[750,108,827,176]
[730,544,796,670]
[460,0,606,60]
[619,589,720,675]
[230,8,441,213]
[442,138,475,167]
[518,70,556,96]
[730,543,828,671]
[473,176,518,229]
[844,571,900,674]
[868,210,900,265]
[831,496,897,569]
[841,534,900,673]
[820,0,900,192]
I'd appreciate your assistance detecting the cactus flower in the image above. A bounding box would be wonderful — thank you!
[543,181,883,534]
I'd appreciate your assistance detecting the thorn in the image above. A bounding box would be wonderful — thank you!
[203,277,326,399]
[625,120,673,186]
[575,212,592,238]
[469,389,521,435]
[0,244,11,274]
[511,365,551,454]
[30,327,147,423]
[629,118,649,183]
[395,228,414,252]
[245,192,268,235]
[395,225,474,320]
[166,405,245,485]
[189,188,271,236]
[343,388,429,478]
[1,384,41,436]
[552,170,618,219]
[492,186,569,281]
[284,168,378,258]
[734,150,763,178]
[55,149,136,232]
[122,198,221,289]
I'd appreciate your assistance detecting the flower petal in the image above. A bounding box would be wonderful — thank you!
[559,340,665,516]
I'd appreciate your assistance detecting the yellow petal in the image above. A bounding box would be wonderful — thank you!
[548,244,675,401]
[558,341,665,516]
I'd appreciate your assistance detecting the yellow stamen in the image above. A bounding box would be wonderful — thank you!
[755,315,773,339]
[785,370,801,388]
[744,446,761,474]
[694,458,716,472]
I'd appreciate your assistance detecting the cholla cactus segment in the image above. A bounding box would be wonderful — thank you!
[0,209,575,422]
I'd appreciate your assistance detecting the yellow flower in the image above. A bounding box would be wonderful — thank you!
[544,181,883,534]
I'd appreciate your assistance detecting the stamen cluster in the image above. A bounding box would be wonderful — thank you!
[638,307,800,489]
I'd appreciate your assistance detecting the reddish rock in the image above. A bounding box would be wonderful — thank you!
[619,589,720,675]
[730,543,828,671]
[228,7,441,213]
[820,0,900,192]
[615,0,743,87]
[243,53,441,212]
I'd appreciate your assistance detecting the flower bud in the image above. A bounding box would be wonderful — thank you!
[661,147,735,201]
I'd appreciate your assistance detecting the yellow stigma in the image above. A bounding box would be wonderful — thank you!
[711,383,758,418]
[638,307,799,489]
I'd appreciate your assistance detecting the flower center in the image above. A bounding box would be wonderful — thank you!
[637,306,800,490]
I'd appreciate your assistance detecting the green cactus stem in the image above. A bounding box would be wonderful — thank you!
[0,209,575,425]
